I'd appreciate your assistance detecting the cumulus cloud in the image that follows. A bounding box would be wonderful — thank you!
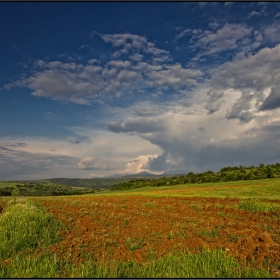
[107,105,280,173]
[204,91,224,114]
[142,153,173,172]
[260,84,280,110]
[188,23,253,60]
[26,68,99,104]
[225,90,256,123]
[144,63,202,89]
[87,58,99,64]
[3,32,203,105]
[95,32,171,62]
[78,157,111,170]
[107,60,131,69]
[129,53,143,62]
[3,25,280,178]
[208,44,280,120]
[123,154,160,174]
[263,23,280,43]
[106,116,166,134]
[105,42,280,173]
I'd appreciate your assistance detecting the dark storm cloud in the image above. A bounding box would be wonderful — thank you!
[259,85,280,111]
[226,90,256,123]
[142,153,173,172]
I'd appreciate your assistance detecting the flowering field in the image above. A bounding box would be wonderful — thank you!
[33,194,280,270]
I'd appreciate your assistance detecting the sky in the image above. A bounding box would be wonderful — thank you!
[1,2,280,180]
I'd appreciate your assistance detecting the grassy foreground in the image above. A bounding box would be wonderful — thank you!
[0,248,272,278]
[0,198,62,262]
[0,197,275,278]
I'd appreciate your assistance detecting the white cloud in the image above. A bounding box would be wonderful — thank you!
[78,157,111,170]
[175,28,192,41]
[191,23,253,57]
[129,53,143,62]
[106,115,167,134]
[126,102,166,116]
[247,11,260,19]
[208,21,220,30]
[137,62,202,89]
[124,154,162,174]
[263,23,280,43]
[103,42,280,173]
[97,32,170,62]
[107,60,131,68]
[106,93,280,173]
[3,32,202,104]
[207,44,280,121]
[0,126,163,179]
[87,58,99,64]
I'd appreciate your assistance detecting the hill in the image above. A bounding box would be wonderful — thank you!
[111,162,280,191]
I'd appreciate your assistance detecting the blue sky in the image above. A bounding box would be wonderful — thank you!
[1,2,280,179]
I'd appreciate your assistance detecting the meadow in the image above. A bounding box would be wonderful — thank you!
[0,178,280,277]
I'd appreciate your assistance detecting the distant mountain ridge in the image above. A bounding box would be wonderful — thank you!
[108,170,189,178]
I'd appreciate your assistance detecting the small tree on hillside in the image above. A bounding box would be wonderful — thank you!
[12,186,19,203]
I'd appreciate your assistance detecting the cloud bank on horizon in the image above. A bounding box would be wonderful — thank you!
[1,2,280,179]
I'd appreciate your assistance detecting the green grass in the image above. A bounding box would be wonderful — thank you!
[99,178,280,200]
[0,198,63,262]
[0,181,17,188]
[235,198,280,212]
[0,249,272,278]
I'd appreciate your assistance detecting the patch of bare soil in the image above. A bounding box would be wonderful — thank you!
[34,196,280,269]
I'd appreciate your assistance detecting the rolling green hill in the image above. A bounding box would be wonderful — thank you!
[111,162,280,191]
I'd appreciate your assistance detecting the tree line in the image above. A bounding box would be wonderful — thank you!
[111,163,280,191]
[0,183,104,197]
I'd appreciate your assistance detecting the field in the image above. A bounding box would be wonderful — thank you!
[1,178,280,277]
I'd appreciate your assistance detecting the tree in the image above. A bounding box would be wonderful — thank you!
[12,186,19,203]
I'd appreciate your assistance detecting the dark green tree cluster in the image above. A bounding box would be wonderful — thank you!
[0,183,102,197]
[111,163,280,191]
[0,189,12,196]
